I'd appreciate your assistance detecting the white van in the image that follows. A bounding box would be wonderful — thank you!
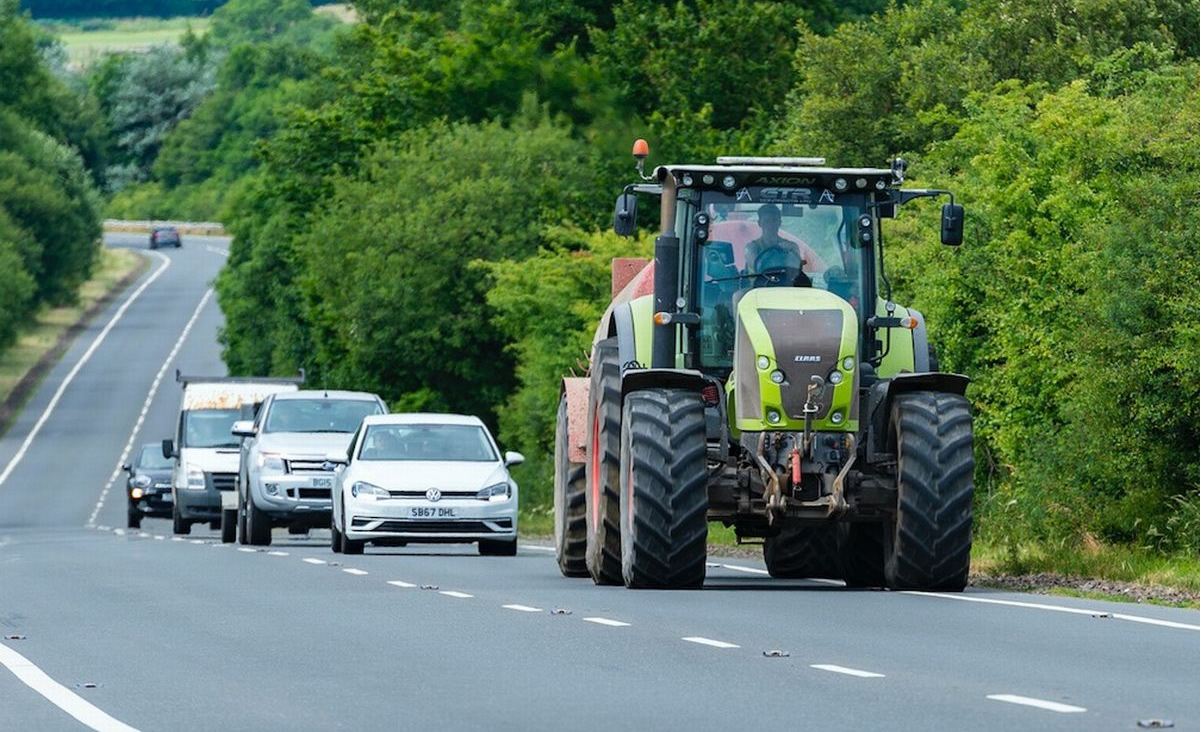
[161,371,302,534]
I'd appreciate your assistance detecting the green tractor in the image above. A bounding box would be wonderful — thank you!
[553,141,973,591]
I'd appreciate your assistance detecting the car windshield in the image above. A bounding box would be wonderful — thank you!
[358,424,498,462]
[136,445,173,469]
[182,409,242,448]
[264,398,383,433]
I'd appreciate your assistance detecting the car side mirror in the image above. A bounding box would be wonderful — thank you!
[121,463,131,472]
[231,420,256,438]
[162,439,176,459]
[941,203,964,246]
[613,193,638,237]
[504,451,525,467]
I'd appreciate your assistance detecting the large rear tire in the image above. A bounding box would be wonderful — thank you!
[837,521,887,588]
[763,523,841,579]
[584,338,623,585]
[619,389,708,589]
[554,394,588,577]
[884,392,974,591]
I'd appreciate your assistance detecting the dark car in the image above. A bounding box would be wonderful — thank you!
[124,443,175,528]
[149,226,181,249]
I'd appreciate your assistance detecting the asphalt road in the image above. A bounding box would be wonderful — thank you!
[0,234,1197,732]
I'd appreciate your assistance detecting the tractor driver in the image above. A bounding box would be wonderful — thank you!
[744,204,812,288]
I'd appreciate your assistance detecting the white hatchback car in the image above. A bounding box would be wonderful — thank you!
[331,413,522,556]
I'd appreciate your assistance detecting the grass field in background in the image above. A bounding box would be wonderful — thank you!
[45,17,210,68]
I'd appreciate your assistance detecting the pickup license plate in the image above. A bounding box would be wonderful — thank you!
[312,478,332,488]
[409,507,457,519]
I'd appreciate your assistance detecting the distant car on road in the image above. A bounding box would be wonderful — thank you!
[331,413,522,556]
[150,226,181,249]
[231,390,388,545]
[124,442,174,529]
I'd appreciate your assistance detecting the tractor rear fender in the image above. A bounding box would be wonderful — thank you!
[561,377,590,464]
[863,372,971,463]
[621,368,708,399]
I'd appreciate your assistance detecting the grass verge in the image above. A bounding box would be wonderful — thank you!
[0,247,147,437]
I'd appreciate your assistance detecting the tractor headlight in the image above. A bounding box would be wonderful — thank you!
[828,371,843,385]
[831,412,844,425]
[843,357,855,371]
[756,356,771,370]
[770,370,786,385]
[766,409,782,425]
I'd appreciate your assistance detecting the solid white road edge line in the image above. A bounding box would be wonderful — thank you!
[810,664,885,678]
[986,694,1086,713]
[88,286,215,526]
[682,637,739,649]
[904,591,1200,631]
[584,617,631,627]
[0,642,143,732]
[0,251,172,492]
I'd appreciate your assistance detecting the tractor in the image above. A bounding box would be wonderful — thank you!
[554,141,973,590]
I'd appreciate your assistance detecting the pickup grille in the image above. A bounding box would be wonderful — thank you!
[287,459,343,474]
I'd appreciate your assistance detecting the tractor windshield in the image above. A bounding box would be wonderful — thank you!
[691,190,870,371]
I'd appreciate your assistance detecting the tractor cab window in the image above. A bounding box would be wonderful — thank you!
[692,190,869,371]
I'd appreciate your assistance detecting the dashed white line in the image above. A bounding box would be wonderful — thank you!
[343,569,368,576]
[986,694,1086,713]
[302,558,326,565]
[189,540,204,545]
[0,641,143,732]
[440,591,473,599]
[811,664,885,678]
[682,636,738,648]
[171,537,184,542]
[387,581,417,588]
[267,551,288,557]
[153,535,164,541]
[584,617,631,627]
[237,548,257,553]
[502,604,542,613]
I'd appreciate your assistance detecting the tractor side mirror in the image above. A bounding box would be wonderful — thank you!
[614,193,638,237]
[941,203,964,246]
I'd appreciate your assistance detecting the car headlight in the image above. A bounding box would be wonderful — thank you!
[184,465,206,491]
[350,481,388,501]
[132,475,152,489]
[477,482,511,501]
[257,453,286,474]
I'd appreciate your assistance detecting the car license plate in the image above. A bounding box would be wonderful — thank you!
[161,492,173,502]
[312,477,332,488]
[409,507,457,519]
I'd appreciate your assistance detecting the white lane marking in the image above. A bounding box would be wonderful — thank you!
[581,617,630,627]
[343,569,368,576]
[237,548,257,553]
[904,592,1200,631]
[986,694,1086,713]
[522,544,555,553]
[387,580,416,588]
[88,286,215,526]
[153,535,164,541]
[503,604,542,613]
[0,251,171,493]
[113,529,125,536]
[715,563,769,576]
[811,664,885,678]
[189,540,204,545]
[0,642,143,732]
[267,551,288,557]
[440,591,473,599]
[682,636,738,648]
[170,537,184,542]
[203,244,228,257]
[302,558,326,565]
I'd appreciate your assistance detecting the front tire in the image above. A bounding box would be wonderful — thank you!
[127,506,141,530]
[339,500,363,554]
[330,516,343,553]
[584,338,623,585]
[619,388,708,589]
[246,494,272,546]
[220,509,236,543]
[884,392,974,591]
[172,505,190,535]
[479,538,518,556]
[763,523,841,579]
[554,394,587,577]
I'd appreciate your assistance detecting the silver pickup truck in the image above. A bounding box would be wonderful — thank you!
[228,390,387,545]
